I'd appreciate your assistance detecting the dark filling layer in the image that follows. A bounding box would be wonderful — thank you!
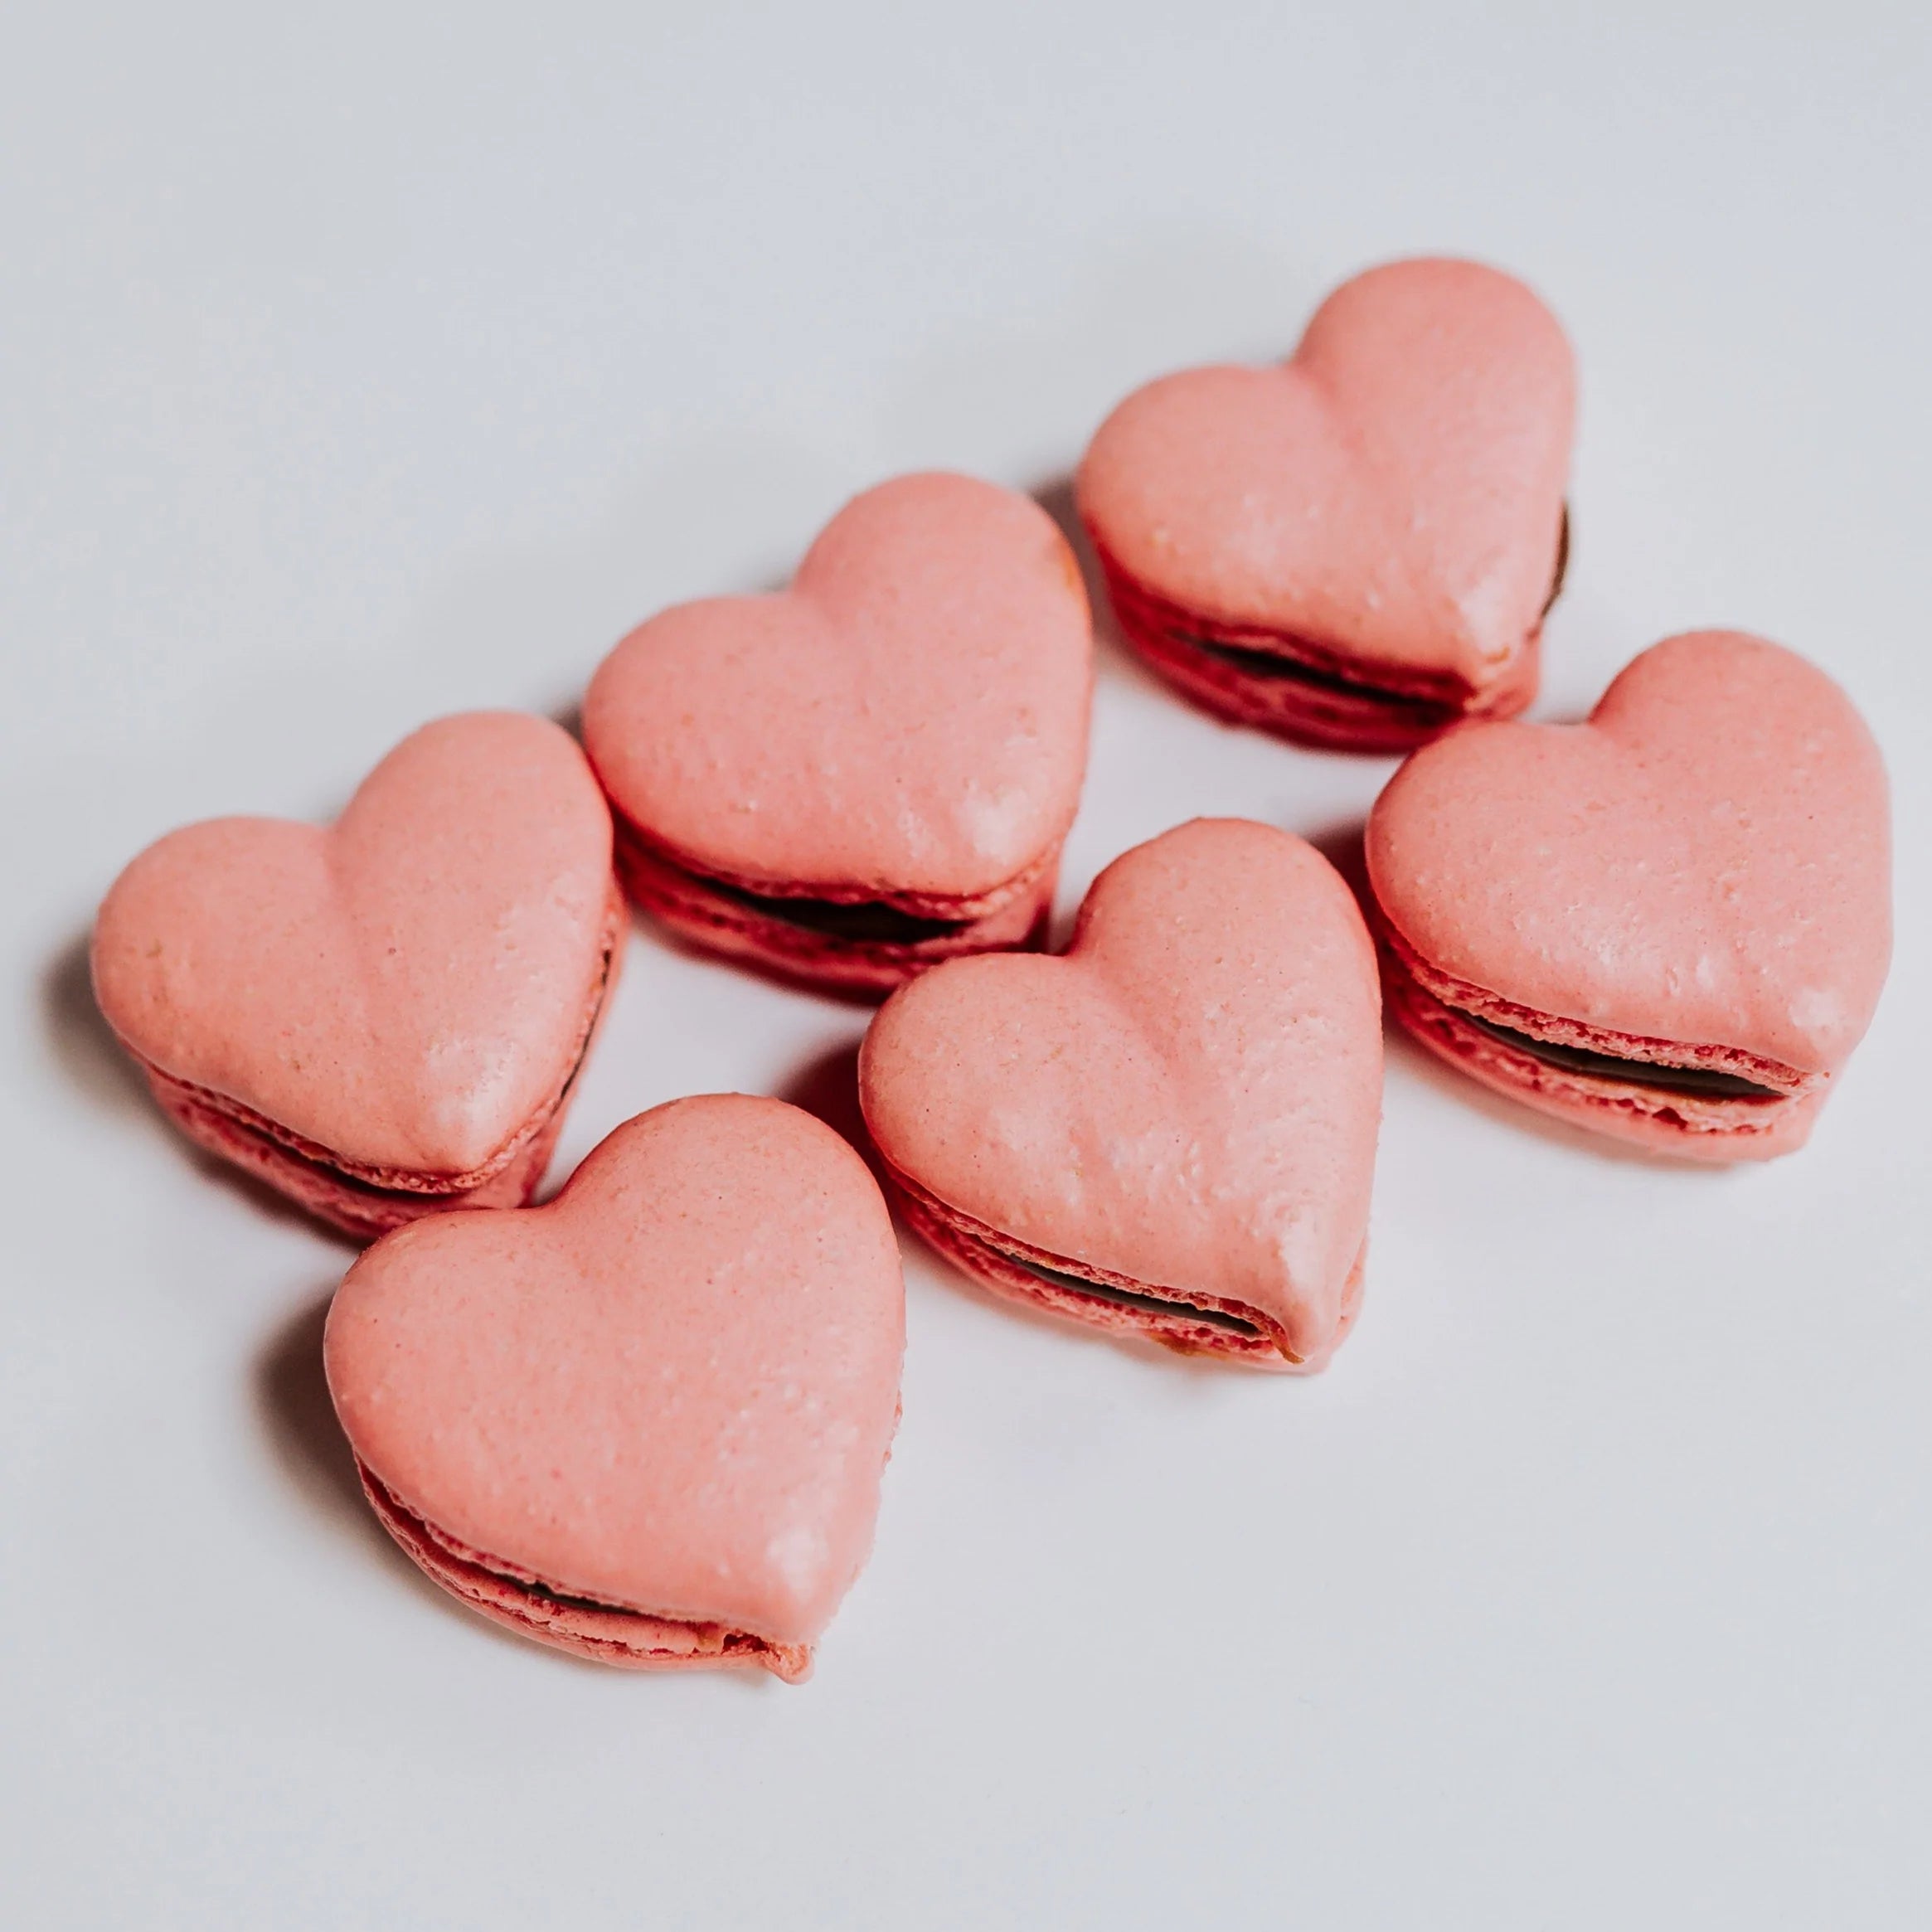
[1187,638,1463,716]
[1464,1013,1786,1100]
[1006,1253,1263,1337]
[1541,503,1571,618]
[704,876,972,945]
[1181,504,1570,706]
[363,1468,779,1662]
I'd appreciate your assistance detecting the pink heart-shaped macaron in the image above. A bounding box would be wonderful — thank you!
[325,1095,905,1681]
[1366,631,1891,1158]
[860,818,1382,1369]
[1077,258,1574,749]
[584,471,1093,993]
[92,712,620,1235]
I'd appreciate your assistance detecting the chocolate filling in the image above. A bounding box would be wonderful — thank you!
[1541,503,1571,619]
[1007,1253,1264,1337]
[1464,1013,1786,1100]
[703,877,971,945]
[361,1467,788,1666]
[1187,638,1464,714]
[1181,504,1570,709]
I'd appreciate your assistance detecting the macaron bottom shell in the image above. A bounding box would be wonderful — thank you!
[614,818,1056,998]
[143,1067,575,1238]
[359,1462,812,1681]
[889,1164,1365,1372]
[1378,926,1823,1163]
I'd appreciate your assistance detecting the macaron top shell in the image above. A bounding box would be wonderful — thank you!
[91,711,615,1177]
[324,1095,905,1648]
[1366,631,1891,1073]
[1077,257,1575,687]
[583,471,1093,900]
[861,818,1382,1363]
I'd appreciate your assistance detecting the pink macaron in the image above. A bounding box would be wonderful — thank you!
[1366,631,1891,1159]
[324,1095,905,1680]
[91,712,621,1239]
[1077,257,1575,752]
[859,818,1383,1370]
[583,471,1094,997]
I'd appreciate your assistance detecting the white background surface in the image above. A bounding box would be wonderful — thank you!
[3,5,1928,1926]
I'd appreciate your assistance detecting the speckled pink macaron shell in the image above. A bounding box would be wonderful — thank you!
[1077,257,1575,687]
[1367,632,1892,1073]
[325,1095,905,1657]
[92,712,616,1177]
[860,818,1383,1366]
[583,471,1093,899]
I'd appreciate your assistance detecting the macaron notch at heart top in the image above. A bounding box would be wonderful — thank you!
[583,471,1094,996]
[1077,257,1575,751]
[324,1095,906,1681]
[1366,631,1891,1159]
[859,818,1383,1370]
[91,711,622,1237]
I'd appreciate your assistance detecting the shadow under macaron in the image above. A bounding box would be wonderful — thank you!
[1304,818,1372,915]
[776,1039,887,1186]
[254,1289,458,1620]
[256,1293,393,1541]
[1031,472,1179,711]
[43,925,371,1240]
[41,927,153,1124]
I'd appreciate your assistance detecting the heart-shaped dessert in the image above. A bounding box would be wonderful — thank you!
[324,1095,905,1680]
[1366,632,1891,1158]
[859,818,1382,1369]
[583,471,1093,996]
[1076,257,1575,751]
[91,712,620,1238]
